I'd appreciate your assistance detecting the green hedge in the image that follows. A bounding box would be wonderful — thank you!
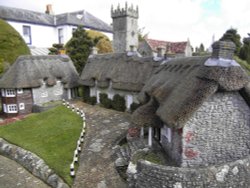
[130,102,141,113]
[112,94,126,112]
[99,93,112,109]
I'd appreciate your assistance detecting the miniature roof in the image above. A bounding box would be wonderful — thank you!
[132,56,250,129]
[79,53,161,92]
[0,6,112,33]
[145,38,188,54]
[0,55,79,89]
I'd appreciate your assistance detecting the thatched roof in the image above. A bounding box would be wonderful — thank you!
[132,56,250,129]
[0,55,79,89]
[79,53,161,92]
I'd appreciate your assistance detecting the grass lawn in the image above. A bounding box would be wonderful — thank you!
[0,105,82,186]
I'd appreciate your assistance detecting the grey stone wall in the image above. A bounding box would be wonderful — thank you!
[32,81,64,105]
[134,157,250,188]
[182,92,250,167]
[0,138,69,188]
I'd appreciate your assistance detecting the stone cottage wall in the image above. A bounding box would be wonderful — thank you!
[134,157,250,188]
[16,88,33,115]
[32,81,64,105]
[182,92,250,167]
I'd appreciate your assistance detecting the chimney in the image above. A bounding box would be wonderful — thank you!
[45,4,54,15]
[157,46,166,57]
[91,47,98,55]
[211,41,235,60]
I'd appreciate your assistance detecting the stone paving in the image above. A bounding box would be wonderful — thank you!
[0,155,50,188]
[71,101,130,188]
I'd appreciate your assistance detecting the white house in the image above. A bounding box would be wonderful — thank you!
[0,5,112,51]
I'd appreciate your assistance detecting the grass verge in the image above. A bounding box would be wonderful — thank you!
[0,105,82,186]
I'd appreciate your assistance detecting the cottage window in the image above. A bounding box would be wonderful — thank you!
[41,91,48,98]
[23,25,31,45]
[19,103,25,110]
[7,104,18,113]
[6,89,16,97]
[54,88,63,96]
[1,89,5,97]
[58,28,64,44]
[17,88,23,94]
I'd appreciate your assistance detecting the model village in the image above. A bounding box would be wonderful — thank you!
[0,2,249,188]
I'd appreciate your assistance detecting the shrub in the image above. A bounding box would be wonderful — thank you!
[112,94,126,112]
[87,96,97,105]
[99,93,112,109]
[82,86,90,102]
[130,102,141,113]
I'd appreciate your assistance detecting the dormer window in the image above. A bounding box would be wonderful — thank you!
[17,88,23,94]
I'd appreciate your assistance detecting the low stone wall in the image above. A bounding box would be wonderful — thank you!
[0,138,69,188]
[134,156,250,188]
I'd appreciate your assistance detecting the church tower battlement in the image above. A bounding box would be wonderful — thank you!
[111,3,139,53]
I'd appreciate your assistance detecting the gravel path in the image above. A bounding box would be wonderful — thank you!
[0,155,50,188]
[71,101,130,188]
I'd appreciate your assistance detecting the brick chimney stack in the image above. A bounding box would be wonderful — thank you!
[45,4,54,15]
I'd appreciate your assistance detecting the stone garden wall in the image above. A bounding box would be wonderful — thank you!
[133,156,250,188]
[0,138,69,188]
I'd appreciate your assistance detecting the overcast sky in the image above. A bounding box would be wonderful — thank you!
[0,0,249,49]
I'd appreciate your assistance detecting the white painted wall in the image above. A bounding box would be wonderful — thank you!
[8,21,57,47]
[7,21,111,48]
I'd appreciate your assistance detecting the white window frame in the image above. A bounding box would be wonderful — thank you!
[6,89,16,97]
[17,88,23,94]
[3,104,7,113]
[58,28,64,44]
[7,104,18,113]
[19,103,25,110]
[1,89,5,97]
[23,25,32,45]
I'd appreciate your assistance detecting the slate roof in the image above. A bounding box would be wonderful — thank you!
[79,53,161,92]
[0,55,79,89]
[145,38,188,54]
[0,5,112,33]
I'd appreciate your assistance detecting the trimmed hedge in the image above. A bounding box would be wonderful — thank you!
[99,93,112,109]
[130,102,141,113]
[112,94,126,112]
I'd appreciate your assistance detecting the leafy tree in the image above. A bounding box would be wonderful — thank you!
[65,26,95,73]
[0,19,30,74]
[239,34,250,64]
[86,30,113,53]
[48,43,65,55]
[220,28,242,55]
[199,43,205,52]
[138,27,148,42]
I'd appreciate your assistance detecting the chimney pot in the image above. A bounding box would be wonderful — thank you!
[45,4,54,15]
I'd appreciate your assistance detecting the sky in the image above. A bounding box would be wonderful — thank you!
[0,0,250,49]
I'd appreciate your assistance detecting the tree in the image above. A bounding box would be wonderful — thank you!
[138,27,149,42]
[65,26,95,73]
[199,43,205,52]
[0,19,30,74]
[86,30,113,53]
[220,28,242,56]
[239,34,250,64]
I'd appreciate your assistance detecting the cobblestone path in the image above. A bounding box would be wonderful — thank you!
[71,101,130,188]
[0,155,50,188]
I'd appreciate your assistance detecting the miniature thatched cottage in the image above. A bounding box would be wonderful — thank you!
[133,41,250,167]
[79,53,161,109]
[0,55,79,117]
[79,4,162,110]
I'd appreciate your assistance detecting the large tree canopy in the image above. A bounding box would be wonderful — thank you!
[86,30,113,54]
[65,26,95,73]
[0,19,30,74]
[220,28,242,56]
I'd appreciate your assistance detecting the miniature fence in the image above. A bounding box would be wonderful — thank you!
[62,99,86,177]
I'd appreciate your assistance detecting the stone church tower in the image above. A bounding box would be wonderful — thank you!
[111,3,139,53]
